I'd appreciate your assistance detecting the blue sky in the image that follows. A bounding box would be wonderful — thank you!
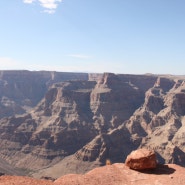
[0,0,185,74]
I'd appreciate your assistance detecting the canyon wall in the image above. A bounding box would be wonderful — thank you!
[0,71,185,177]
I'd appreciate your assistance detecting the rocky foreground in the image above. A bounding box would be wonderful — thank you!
[0,163,185,185]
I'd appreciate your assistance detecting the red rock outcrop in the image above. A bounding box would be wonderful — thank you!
[2,163,185,185]
[125,148,157,170]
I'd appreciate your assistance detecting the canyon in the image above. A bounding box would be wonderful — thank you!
[0,70,185,179]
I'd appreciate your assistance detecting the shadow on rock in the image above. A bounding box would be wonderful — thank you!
[0,172,5,176]
[136,164,176,175]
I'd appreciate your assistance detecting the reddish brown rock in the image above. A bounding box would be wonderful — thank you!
[0,175,53,185]
[125,148,157,170]
[1,163,185,185]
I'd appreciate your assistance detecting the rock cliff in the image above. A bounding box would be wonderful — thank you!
[0,71,185,177]
[0,70,88,118]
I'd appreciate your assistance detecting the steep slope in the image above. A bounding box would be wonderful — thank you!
[0,157,25,176]
[0,70,88,118]
[139,79,185,165]
[1,71,185,178]
[0,73,149,174]
[67,76,185,175]
[124,77,185,165]
[0,80,97,170]
[90,73,145,132]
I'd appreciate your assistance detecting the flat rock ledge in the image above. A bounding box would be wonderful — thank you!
[1,163,185,185]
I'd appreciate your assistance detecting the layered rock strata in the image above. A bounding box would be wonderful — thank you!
[0,71,185,177]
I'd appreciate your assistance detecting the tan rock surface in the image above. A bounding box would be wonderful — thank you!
[55,163,185,185]
[0,163,185,185]
[0,175,53,185]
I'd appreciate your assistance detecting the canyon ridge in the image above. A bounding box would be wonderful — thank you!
[0,70,185,179]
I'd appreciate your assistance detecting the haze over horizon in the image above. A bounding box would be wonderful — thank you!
[0,0,185,75]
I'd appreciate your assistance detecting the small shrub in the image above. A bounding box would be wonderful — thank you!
[106,159,111,165]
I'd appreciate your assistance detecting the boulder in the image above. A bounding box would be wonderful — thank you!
[125,148,157,170]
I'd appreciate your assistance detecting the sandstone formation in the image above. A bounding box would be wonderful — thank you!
[0,71,185,178]
[0,72,148,172]
[0,70,88,118]
[54,163,184,185]
[125,148,157,170]
[0,175,53,185]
